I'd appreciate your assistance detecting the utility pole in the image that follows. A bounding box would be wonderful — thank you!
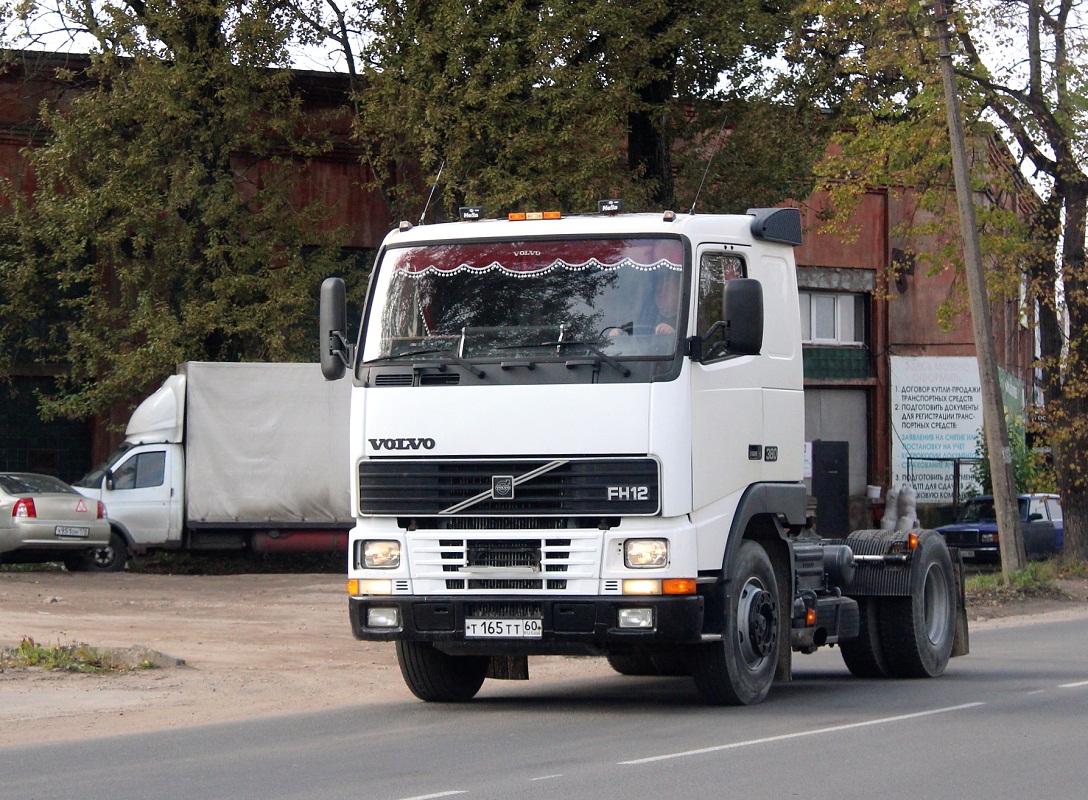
[927,0,1027,577]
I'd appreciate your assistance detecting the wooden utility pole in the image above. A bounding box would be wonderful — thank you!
[928,0,1027,577]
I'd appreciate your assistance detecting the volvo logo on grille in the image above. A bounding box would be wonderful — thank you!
[368,437,436,451]
[492,475,515,499]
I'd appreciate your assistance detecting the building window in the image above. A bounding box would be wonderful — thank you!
[800,292,866,345]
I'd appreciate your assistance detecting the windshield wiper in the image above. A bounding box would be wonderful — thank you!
[370,348,486,379]
[540,340,631,377]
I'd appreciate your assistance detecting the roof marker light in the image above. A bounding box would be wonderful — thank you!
[398,220,413,232]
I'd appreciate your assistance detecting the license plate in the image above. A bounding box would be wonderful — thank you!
[54,526,90,539]
[464,618,543,639]
[959,549,975,559]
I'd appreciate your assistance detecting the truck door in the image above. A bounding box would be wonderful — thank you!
[101,445,181,545]
[689,245,763,512]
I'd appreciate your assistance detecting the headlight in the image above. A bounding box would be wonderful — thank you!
[362,540,401,568]
[625,538,668,568]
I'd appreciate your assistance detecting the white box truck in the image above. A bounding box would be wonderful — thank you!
[319,203,968,705]
[72,362,352,570]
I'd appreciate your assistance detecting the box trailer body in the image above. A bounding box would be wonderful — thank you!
[74,362,351,569]
[320,206,968,704]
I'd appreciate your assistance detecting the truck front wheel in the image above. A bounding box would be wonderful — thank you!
[396,641,489,702]
[879,531,957,678]
[691,540,780,705]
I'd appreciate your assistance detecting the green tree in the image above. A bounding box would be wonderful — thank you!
[0,2,345,419]
[292,0,823,220]
[972,416,1055,495]
[787,0,1088,559]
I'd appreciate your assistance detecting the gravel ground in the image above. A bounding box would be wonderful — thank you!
[2,569,1087,746]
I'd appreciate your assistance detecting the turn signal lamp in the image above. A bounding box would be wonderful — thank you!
[806,608,818,626]
[346,579,393,595]
[662,578,696,595]
[908,532,919,550]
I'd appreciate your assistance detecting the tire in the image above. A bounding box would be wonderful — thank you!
[879,531,957,678]
[396,640,489,702]
[691,540,780,705]
[82,531,129,573]
[839,597,891,678]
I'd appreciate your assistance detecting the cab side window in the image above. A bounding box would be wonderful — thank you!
[696,252,745,348]
[113,451,166,490]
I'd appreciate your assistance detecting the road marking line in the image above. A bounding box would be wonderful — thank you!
[619,702,986,765]
[1059,680,1088,688]
[529,775,564,781]
[397,792,467,800]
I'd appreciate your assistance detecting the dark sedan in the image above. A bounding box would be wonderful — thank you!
[937,493,1063,562]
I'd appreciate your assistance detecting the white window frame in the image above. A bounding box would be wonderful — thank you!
[799,291,866,345]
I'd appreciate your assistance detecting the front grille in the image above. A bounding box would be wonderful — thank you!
[414,534,592,594]
[359,458,659,516]
[942,530,981,547]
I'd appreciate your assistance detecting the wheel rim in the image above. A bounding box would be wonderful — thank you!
[736,577,777,669]
[922,563,951,645]
[91,545,114,569]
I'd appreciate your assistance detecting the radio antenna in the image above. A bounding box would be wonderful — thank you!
[688,114,731,215]
[418,159,446,226]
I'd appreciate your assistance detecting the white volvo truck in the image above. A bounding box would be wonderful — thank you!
[320,204,968,705]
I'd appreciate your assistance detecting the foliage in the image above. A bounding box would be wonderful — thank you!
[971,416,1056,495]
[0,2,347,419]
[0,636,149,673]
[787,0,1088,562]
[295,0,826,219]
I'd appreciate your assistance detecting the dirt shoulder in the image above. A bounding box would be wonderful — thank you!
[2,570,1087,746]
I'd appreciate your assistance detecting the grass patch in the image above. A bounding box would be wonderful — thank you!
[965,556,1088,604]
[0,637,155,673]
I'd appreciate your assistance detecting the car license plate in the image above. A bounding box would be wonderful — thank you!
[54,526,90,539]
[959,549,975,559]
[464,618,543,639]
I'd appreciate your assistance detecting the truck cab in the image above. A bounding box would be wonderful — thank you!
[321,204,966,704]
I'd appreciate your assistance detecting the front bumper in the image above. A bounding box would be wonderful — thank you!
[349,594,706,656]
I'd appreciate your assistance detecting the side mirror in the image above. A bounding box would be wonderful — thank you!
[105,470,115,491]
[687,279,764,362]
[1028,512,1043,522]
[722,279,763,356]
[320,277,351,380]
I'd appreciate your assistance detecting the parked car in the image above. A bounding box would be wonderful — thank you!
[0,472,111,570]
[937,493,1063,562]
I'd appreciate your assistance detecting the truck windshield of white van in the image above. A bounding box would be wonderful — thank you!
[361,237,685,363]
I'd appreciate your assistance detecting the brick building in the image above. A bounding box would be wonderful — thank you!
[0,51,1038,531]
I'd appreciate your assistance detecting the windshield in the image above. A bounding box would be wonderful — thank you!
[361,237,686,363]
[74,443,135,489]
[958,497,1029,523]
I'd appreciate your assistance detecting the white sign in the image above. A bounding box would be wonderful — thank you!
[890,356,983,503]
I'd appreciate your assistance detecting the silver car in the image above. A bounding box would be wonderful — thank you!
[0,472,111,568]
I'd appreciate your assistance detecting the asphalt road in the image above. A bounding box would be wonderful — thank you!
[3,615,1087,800]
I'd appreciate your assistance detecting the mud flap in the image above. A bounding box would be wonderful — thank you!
[950,552,970,658]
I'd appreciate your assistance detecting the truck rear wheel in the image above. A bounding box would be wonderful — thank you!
[396,641,489,702]
[839,597,890,678]
[879,531,957,678]
[691,540,779,705]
